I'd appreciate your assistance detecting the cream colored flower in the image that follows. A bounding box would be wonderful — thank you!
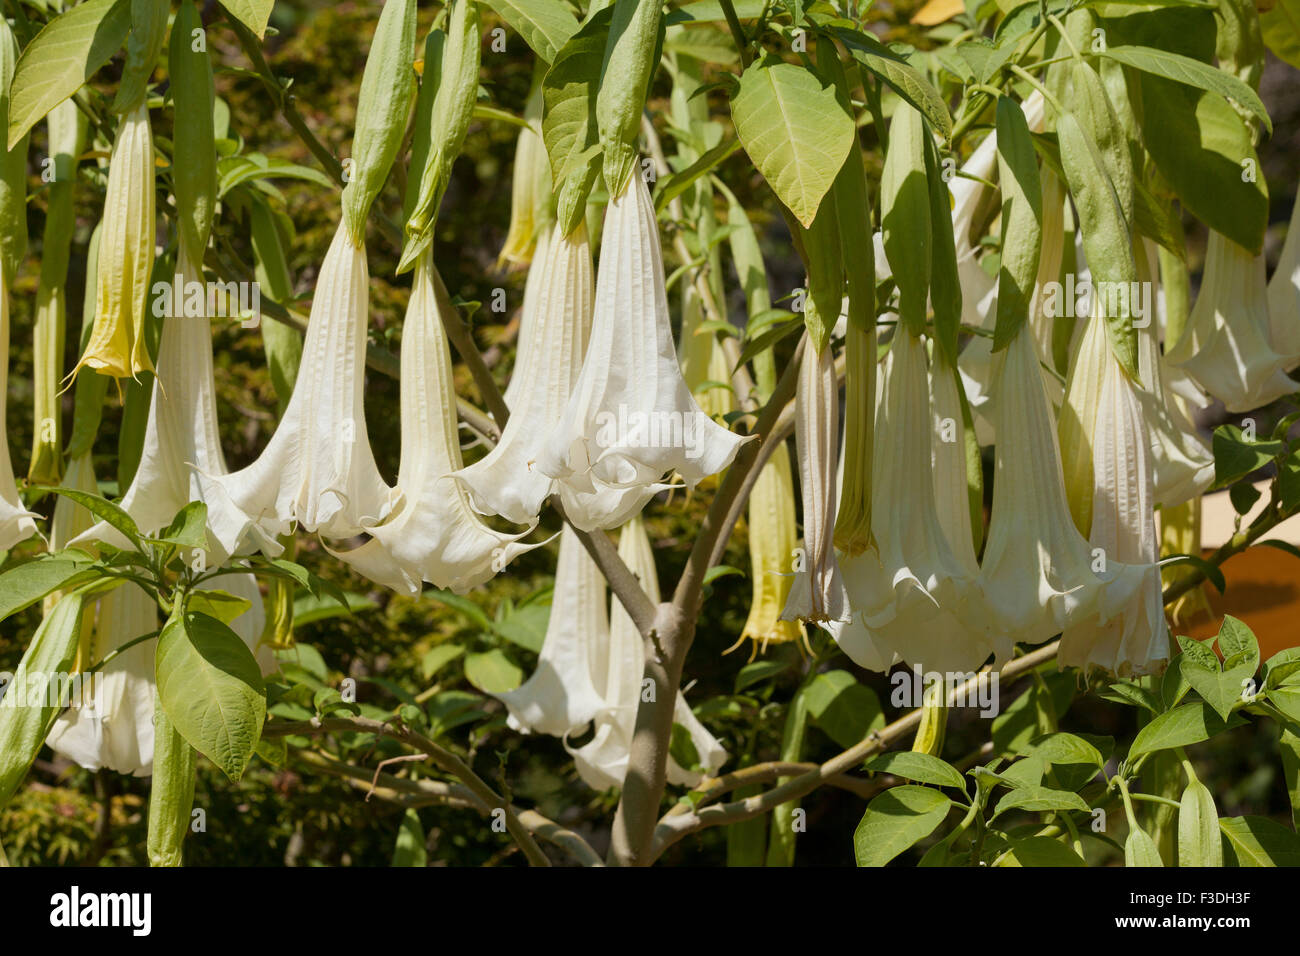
[569,514,725,790]
[496,83,550,269]
[781,343,849,624]
[329,250,543,594]
[535,175,748,528]
[73,103,155,381]
[1,265,38,550]
[456,223,650,529]
[202,222,401,543]
[1167,230,1298,412]
[501,226,550,412]
[735,438,805,654]
[1267,195,1300,365]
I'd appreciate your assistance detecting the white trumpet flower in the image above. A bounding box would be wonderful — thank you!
[535,175,748,529]
[1267,194,1300,364]
[782,343,849,624]
[1134,240,1213,507]
[329,251,543,594]
[501,226,550,412]
[829,334,1001,673]
[979,327,1104,645]
[202,222,401,543]
[1167,230,1298,412]
[1060,336,1169,677]
[1,266,38,550]
[80,241,275,561]
[456,223,649,529]
[569,514,725,790]
[45,577,269,776]
[496,526,608,737]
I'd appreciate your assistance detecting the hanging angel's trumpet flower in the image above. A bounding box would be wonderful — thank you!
[201,222,401,544]
[781,343,849,624]
[829,334,1001,673]
[731,438,805,655]
[328,250,543,594]
[1060,320,1169,676]
[1267,194,1300,364]
[1166,230,1298,412]
[501,227,550,412]
[0,263,38,550]
[456,223,649,528]
[496,526,609,737]
[535,175,749,529]
[73,103,155,381]
[1134,240,1213,507]
[979,327,1104,645]
[569,514,726,790]
[46,579,269,776]
[80,240,276,561]
[497,80,551,269]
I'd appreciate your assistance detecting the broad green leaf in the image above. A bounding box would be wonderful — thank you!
[48,487,146,554]
[865,752,965,790]
[1125,826,1165,866]
[421,643,465,680]
[1139,80,1267,254]
[1262,0,1300,70]
[1129,701,1244,760]
[158,501,208,552]
[7,0,131,149]
[994,836,1086,866]
[1176,632,1255,722]
[804,669,884,749]
[492,603,550,653]
[426,588,493,629]
[217,154,333,198]
[994,785,1090,816]
[1101,45,1271,136]
[186,588,251,625]
[483,0,578,64]
[853,785,952,866]
[835,29,951,139]
[729,56,855,227]
[1219,815,1300,866]
[0,552,98,623]
[1178,779,1223,866]
[1263,647,1300,689]
[463,649,524,694]
[1019,732,1105,768]
[1212,424,1284,488]
[155,612,266,781]
[542,7,610,234]
[218,0,275,39]
[292,591,377,626]
[0,594,86,808]
[654,137,741,213]
[734,659,790,693]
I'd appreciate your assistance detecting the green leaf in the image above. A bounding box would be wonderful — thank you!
[1129,701,1245,761]
[483,0,578,64]
[292,590,376,626]
[421,643,465,680]
[155,612,266,781]
[992,96,1043,352]
[491,602,550,653]
[734,659,790,693]
[1219,815,1300,866]
[1175,620,1258,722]
[0,593,87,808]
[804,669,884,749]
[392,809,428,867]
[654,137,741,213]
[994,836,1087,866]
[217,0,275,39]
[1101,45,1271,136]
[186,588,251,625]
[1125,826,1165,866]
[1262,0,1300,70]
[426,589,493,629]
[835,29,951,139]
[1279,728,1300,830]
[1099,681,1162,713]
[1158,553,1226,595]
[463,649,523,694]
[0,552,98,623]
[158,502,208,552]
[1263,647,1300,689]
[994,785,1090,816]
[729,56,855,227]
[48,487,147,554]
[1178,779,1223,866]
[1212,424,1284,488]
[853,786,951,866]
[7,0,132,150]
[865,752,966,790]
[1139,80,1268,254]
[1019,732,1105,769]
[217,154,333,198]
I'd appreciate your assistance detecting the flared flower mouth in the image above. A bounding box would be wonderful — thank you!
[1166,230,1299,412]
[329,250,546,595]
[200,221,402,545]
[535,174,750,528]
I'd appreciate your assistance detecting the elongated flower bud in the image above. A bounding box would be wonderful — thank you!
[1167,230,1298,411]
[147,690,196,867]
[28,101,85,485]
[113,0,167,114]
[596,0,662,197]
[74,103,156,381]
[537,174,749,528]
[169,1,217,256]
[498,77,551,269]
[0,18,28,283]
[497,526,609,737]
[329,250,544,593]
[736,439,805,653]
[782,343,849,624]
[341,0,417,246]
